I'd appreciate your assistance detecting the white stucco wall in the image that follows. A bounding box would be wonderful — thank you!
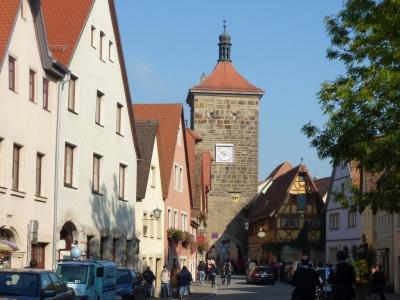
[0,0,57,269]
[325,163,361,263]
[136,137,164,291]
[55,0,138,265]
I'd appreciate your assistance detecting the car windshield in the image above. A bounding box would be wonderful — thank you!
[0,272,38,296]
[117,270,131,285]
[57,265,88,284]
[256,267,272,272]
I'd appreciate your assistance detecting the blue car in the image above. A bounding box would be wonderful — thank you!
[0,269,75,299]
[116,268,146,300]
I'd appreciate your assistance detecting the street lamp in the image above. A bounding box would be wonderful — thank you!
[244,220,249,231]
[153,207,162,220]
[257,227,266,238]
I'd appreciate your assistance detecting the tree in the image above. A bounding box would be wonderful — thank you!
[302,0,400,212]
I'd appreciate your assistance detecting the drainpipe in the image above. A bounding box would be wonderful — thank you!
[52,72,70,269]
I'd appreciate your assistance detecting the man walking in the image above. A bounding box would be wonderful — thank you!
[177,266,193,300]
[197,261,206,284]
[291,255,320,300]
[369,264,386,300]
[328,251,356,300]
[142,266,156,300]
[160,265,170,298]
[225,262,233,285]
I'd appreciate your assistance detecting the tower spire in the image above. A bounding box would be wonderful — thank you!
[218,20,231,61]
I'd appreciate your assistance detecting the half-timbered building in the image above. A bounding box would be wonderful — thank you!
[247,162,325,264]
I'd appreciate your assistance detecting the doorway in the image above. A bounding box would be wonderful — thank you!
[31,243,46,269]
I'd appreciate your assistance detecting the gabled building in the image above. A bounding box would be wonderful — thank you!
[133,104,197,274]
[135,120,164,293]
[248,163,324,264]
[325,162,362,264]
[0,0,66,269]
[41,0,140,266]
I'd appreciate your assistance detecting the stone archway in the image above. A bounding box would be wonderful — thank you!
[207,233,245,267]
[0,227,19,269]
[60,221,78,250]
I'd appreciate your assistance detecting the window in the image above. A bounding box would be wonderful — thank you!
[329,213,340,230]
[35,153,44,196]
[64,143,75,187]
[348,211,356,228]
[168,208,172,228]
[29,69,35,101]
[177,125,182,145]
[174,164,183,192]
[90,26,96,47]
[42,78,49,110]
[95,91,103,125]
[92,154,102,193]
[112,238,118,262]
[109,41,114,61]
[31,243,46,269]
[174,210,178,229]
[150,213,154,238]
[12,144,22,190]
[100,237,107,260]
[116,103,123,134]
[119,164,126,200]
[99,31,105,60]
[68,76,77,112]
[143,212,148,237]
[9,56,16,91]
[86,236,93,258]
[181,213,187,232]
[297,194,307,210]
[157,217,162,239]
[150,165,156,187]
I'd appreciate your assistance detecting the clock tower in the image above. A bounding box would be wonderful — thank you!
[187,24,264,261]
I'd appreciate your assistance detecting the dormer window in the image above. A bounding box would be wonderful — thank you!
[99,31,105,61]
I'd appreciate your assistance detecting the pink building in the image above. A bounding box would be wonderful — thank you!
[133,104,197,274]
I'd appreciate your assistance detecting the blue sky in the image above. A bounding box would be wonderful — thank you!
[115,1,345,180]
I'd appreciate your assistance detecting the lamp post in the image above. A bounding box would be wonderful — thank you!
[153,207,162,220]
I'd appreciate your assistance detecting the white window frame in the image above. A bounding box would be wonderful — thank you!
[167,208,172,229]
[174,209,178,229]
[348,211,356,228]
[329,213,339,230]
[150,165,156,188]
[143,211,149,238]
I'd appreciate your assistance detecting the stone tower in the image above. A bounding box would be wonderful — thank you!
[187,25,264,262]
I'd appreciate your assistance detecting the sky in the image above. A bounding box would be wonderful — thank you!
[115,0,346,180]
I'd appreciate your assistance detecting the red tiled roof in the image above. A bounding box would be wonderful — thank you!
[133,104,183,198]
[41,0,94,66]
[190,61,264,94]
[314,177,331,199]
[0,0,19,70]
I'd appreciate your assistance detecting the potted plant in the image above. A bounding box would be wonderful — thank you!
[197,240,208,254]
[167,228,184,244]
[181,232,194,248]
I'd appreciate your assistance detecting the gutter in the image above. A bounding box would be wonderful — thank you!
[52,71,70,269]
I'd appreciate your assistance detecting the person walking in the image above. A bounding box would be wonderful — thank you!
[197,261,206,284]
[142,266,156,300]
[170,264,180,300]
[177,266,193,300]
[160,265,170,298]
[220,263,226,286]
[225,262,233,285]
[369,264,386,300]
[209,264,217,287]
[328,251,356,300]
[291,255,320,300]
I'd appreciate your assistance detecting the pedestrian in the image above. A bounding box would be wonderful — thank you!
[209,264,217,287]
[327,250,356,300]
[369,264,386,300]
[170,264,180,300]
[177,266,193,300]
[220,263,226,286]
[142,266,156,300]
[291,255,320,300]
[225,262,233,285]
[197,261,206,284]
[160,265,170,298]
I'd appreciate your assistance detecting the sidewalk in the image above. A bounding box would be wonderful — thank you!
[189,281,217,300]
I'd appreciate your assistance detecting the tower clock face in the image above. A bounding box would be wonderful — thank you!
[215,144,234,163]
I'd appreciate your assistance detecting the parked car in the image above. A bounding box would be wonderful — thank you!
[247,265,276,284]
[116,267,147,300]
[0,269,75,299]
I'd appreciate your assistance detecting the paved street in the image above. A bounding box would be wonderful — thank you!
[190,275,293,300]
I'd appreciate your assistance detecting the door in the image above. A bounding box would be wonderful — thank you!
[31,243,46,269]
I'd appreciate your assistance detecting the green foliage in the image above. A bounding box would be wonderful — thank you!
[167,228,184,243]
[302,0,400,212]
[197,241,208,254]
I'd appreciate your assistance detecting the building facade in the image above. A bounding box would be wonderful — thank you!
[325,162,362,264]
[42,0,140,266]
[135,120,164,294]
[0,0,66,269]
[248,163,324,264]
[187,27,264,264]
[134,104,197,274]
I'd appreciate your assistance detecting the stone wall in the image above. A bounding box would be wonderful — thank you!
[189,93,260,256]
